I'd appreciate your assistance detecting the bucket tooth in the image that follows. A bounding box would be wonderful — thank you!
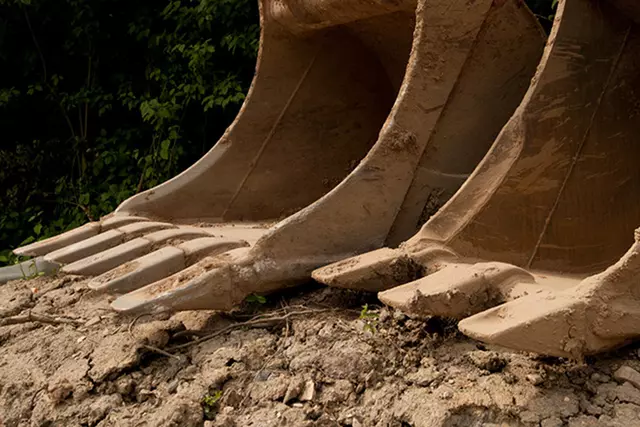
[458,293,589,358]
[62,238,152,276]
[115,221,175,235]
[99,216,150,230]
[89,247,186,294]
[44,229,126,264]
[461,233,640,358]
[312,248,415,292]
[312,245,456,292]
[12,216,149,258]
[43,221,174,265]
[179,236,249,264]
[61,228,213,276]
[321,0,640,357]
[88,237,249,294]
[110,248,258,314]
[143,227,210,244]
[13,222,102,257]
[378,262,537,318]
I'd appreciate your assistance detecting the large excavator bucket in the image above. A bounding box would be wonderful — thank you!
[12,0,544,314]
[315,0,640,358]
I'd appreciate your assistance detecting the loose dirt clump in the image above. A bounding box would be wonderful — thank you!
[1,275,640,426]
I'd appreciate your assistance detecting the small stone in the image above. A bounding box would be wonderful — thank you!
[85,316,102,327]
[591,373,610,383]
[255,370,270,382]
[136,388,155,403]
[292,403,304,408]
[393,310,407,322]
[76,336,86,343]
[88,394,123,425]
[166,379,179,394]
[440,390,453,400]
[206,369,231,391]
[541,417,563,427]
[405,366,441,387]
[568,415,601,427]
[526,373,544,385]
[283,377,304,404]
[613,366,640,390]
[300,380,315,402]
[221,388,243,408]
[467,351,508,373]
[115,377,135,396]
[48,382,73,403]
[503,372,517,384]
[519,411,540,424]
[304,406,323,421]
[615,382,640,405]
[580,398,603,416]
[213,413,236,427]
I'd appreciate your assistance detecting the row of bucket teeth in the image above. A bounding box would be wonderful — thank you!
[10,0,640,358]
[315,0,640,358]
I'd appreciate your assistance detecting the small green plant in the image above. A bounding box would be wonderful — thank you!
[359,304,379,334]
[19,260,45,280]
[245,293,267,304]
[201,390,223,420]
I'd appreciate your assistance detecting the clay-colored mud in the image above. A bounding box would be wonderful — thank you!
[2,273,640,427]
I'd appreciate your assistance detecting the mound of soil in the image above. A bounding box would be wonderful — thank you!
[1,273,640,427]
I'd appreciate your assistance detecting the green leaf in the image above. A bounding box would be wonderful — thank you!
[159,139,171,160]
[33,223,42,235]
[20,236,35,246]
[245,294,266,304]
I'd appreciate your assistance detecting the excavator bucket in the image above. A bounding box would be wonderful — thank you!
[315,0,640,358]
[12,0,544,314]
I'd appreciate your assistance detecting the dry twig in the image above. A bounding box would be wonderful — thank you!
[127,313,181,360]
[0,311,83,327]
[169,307,332,351]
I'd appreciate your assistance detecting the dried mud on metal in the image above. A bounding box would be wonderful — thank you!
[1,274,640,427]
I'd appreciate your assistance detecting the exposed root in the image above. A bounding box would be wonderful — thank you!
[169,307,333,351]
[141,344,182,360]
[0,310,83,327]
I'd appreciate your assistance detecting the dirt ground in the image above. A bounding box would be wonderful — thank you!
[1,273,640,427]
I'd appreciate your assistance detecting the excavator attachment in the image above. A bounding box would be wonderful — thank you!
[315,0,640,358]
[11,0,544,314]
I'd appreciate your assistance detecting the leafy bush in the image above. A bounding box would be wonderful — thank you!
[0,0,259,265]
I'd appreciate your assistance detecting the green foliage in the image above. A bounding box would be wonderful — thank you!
[201,390,223,419]
[245,293,267,304]
[359,304,379,334]
[525,0,560,31]
[0,0,259,265]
